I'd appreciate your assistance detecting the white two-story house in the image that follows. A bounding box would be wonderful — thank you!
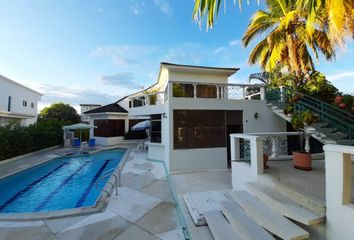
[0,74,42,126]
[128,62,286,172]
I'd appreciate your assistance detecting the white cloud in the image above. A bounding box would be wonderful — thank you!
[327,71,354,82]
[90,45,156,67]
[100,72,142,89]
[154,0,173,15]
[229,39,242,47]
[129,0,145,15]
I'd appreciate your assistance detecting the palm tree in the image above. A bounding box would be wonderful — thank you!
[242,0,335,80]
[193,0,354,46]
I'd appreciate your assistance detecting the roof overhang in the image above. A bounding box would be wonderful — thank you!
[161,62,239,77]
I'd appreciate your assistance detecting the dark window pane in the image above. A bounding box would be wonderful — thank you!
[173,83,194,98]
[94,120,125,137]
[173,110,226,149]
[196,85,217,98]
[151,114,161,143]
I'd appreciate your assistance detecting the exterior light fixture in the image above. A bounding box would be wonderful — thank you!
[254,112,259,119]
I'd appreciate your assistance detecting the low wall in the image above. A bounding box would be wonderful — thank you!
[0,145,60,179]
[147,143,165,161]
[95,136,124,146]
[170,148,228,172]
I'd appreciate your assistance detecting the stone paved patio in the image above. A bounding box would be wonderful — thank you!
[0,149,184,240]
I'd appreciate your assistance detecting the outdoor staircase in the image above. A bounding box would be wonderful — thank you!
[184,178,326,240]
[265,88,354,146]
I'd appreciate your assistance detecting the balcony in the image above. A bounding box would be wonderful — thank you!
[170,81,265,100]
[128,82,266,116]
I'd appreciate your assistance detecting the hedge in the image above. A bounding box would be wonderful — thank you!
[0,120,63,161]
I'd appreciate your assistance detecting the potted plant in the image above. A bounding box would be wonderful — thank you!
[290,110,318,170]
[283,105,294,116]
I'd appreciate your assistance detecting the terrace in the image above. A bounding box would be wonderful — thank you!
[128,81,266,116]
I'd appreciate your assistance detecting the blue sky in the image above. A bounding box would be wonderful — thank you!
[0,0,353,112]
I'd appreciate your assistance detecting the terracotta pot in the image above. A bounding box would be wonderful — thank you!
[263,154,269,169]
[293,151,312,171]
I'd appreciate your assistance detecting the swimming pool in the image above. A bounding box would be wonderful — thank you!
[0,148,125,214]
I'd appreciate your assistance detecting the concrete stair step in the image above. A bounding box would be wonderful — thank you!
[336,139,354,146]
[327,132,348,140]
[204,210,242,240]
[312,122,329,129]
[221,201,275,240]
[257,174,326,215]
[319,127,337,135]
[230,191,309,240]
[246,182,325,225]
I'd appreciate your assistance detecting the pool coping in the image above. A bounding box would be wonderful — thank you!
[0,147,130,221]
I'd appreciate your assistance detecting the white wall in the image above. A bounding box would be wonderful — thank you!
[147,143,165,161]
[0,75,41,125]
[88,113,129,146]
[169,71,229,84]
[167,97,286,172]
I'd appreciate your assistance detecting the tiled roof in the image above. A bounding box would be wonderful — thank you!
[84,102,128,114]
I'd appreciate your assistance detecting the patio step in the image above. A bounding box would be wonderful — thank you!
[230,191,309,240]
[246,182,325,225]
[257,174,326,215]
[204,210,242,240]
[327,131,348,140]
[221,201,275,240]
[319,127,337,135]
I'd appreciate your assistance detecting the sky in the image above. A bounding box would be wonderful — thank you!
[0,0,353,113]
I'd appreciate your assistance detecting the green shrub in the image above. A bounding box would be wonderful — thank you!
[0,119,63,161]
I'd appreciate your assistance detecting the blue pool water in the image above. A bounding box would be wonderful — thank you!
[0,148,125,213]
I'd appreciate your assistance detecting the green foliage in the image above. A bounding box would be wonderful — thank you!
[297,72,338,103]
[144,91,158,105]
[172,84,186,97]
[38,103,80,125]
[291,110,318,152]
[0,120,63,161]
[283,105,294,115]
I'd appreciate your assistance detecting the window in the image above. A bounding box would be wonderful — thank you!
[151,114,161,143]
[23,100,27,107]
[173,110,226,149]
[196,85,217,98]
[94,120,125,137]
[7,96,11,111]
[31,102,34,108]
[173,83,194,98]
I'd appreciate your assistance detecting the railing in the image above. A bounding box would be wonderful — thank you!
[295,95,354,139]
[266,87,354,140]
[129,91,167,108]
[95,168,121,197]
[169,81,266,100]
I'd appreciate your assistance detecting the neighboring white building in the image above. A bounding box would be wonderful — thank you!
[0,74,42,126]
[79,104,102,123]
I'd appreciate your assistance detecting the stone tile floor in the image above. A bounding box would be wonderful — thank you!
[0,149,184,240]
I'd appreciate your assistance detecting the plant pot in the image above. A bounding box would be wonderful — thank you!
[263,154,269,169]
[292,151,312,171]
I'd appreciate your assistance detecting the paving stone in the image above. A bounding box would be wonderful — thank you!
[114,224,159,240]
[121,172,158,191]
[156,228,185,240]
[140,179,174,203]
[107,187,161,222]
[56,215,130,240]
[45,215,87,234]
[0,221,54,240]
[135,202,179,235]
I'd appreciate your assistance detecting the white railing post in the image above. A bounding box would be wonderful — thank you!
[280,86,285,103]
[270,136,278,158]
[216,86,220,99]
[250,136,264,174]
[193,84,197,98]
[260,86,266,100]
[230,135,240,161]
